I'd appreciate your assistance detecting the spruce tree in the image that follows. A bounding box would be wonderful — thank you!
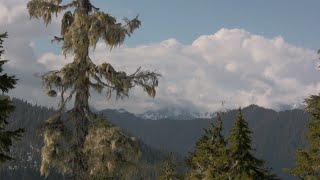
[0,32,24,164]
[27,0,160,179]
[227,108,276,180]
[288,94,320,179]
[157,153,182,180]
[186,113,229,179]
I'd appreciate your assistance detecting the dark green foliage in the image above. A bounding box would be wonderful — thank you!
[186,113,229,179]
[186,109,278,179]
[288,95,320,179]
[0,32,24,164]
[0,101,311,179]
[84,106,309,179]
[157,153,182,180]
[228,108,276,180]
[0,33,16,94]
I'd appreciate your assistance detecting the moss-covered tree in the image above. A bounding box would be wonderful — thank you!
[228,108,277,180]
[0,32,24,164]
[27,0,160,179]
[186,113,229,179]
[288,95,320,179]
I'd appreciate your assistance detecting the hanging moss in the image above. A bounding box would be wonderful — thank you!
[84,120,141,179]
[27,0,160,179]
[61,11,73,36]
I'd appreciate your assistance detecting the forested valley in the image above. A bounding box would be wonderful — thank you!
[0,98,310,179]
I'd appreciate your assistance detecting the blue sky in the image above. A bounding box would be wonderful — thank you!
[34,0,320,51]
[87,0,320,49]
[1,0,320,113]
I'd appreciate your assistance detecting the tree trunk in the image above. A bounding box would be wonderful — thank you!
[71,1,92,178]
[72,73,90,180]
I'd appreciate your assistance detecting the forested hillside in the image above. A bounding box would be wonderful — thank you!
[0,98,167,179]
[102,105,308,179]
[0,98,309,179]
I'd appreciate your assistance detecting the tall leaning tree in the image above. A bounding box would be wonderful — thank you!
[27,0,160,179]
[0,32,24,164]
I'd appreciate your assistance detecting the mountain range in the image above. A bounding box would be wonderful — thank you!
[0,98,310,179]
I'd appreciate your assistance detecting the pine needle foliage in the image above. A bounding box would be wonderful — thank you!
[0,32,24,164]
[27,0,160,179]
[228,108,277,180]
[157,153,182,180]
[288,95,320,179]
[186,113,229,180]
[186,110,278,180]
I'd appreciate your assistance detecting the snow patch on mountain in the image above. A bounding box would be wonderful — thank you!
[137,107,216,120]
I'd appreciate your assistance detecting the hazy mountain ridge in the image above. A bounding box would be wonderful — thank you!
[0,98,310,179]
[101,104,308,179]
[137,107,215,120]
[137,103,304,120]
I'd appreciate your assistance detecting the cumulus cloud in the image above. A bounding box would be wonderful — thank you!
[3,2,318,114]
[36,28,319,113]
[0,0,60,38]
[0,0,60,107]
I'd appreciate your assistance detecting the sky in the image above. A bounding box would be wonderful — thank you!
[1,0,320,113]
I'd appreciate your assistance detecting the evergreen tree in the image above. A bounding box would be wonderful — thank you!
[227,108,276,180]
[186,113,229,179]
[157,153,182,180]
[288,94,320,179]
[27,0,160,179]
[0,32,24,164]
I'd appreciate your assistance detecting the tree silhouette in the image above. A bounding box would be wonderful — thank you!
[186,113,229,179]
[228,108,277,180]
[288,95,320,179]
[157,153,182,180]
[187,109,278,179]
[0,32,24,164]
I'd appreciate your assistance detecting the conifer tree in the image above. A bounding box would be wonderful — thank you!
[227,108,276,180]
[27,0,160,179]
[288,94,320,179]
[0,32,24,164]
[157,153,182,180]
[186,113,229,179]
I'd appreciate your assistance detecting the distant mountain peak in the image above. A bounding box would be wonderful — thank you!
[137,107,215,120]
[244,104,265,111]
[291,103,305,110]
[247,104,261,108]
[96,103,304,121]
[117,108,128,113]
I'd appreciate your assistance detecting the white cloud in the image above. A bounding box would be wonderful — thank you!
[0,0,60,107]
[0,0,60,38]
[2,1,317,114]
[0,0,25,24]
[35,28,319,113]
[38,52,72,70]
[225,63,237,72]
